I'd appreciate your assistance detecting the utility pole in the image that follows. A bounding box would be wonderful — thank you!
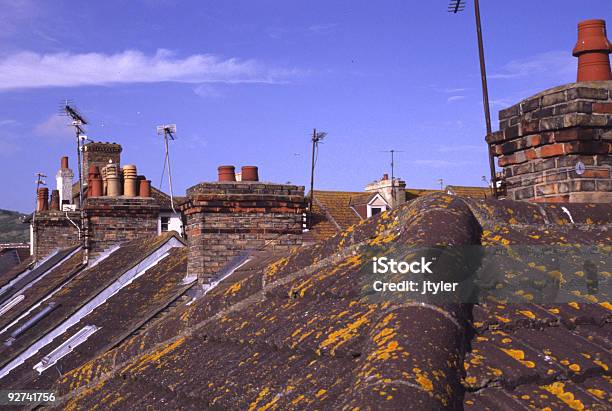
[308,128,327,227]
[449,0,497,197]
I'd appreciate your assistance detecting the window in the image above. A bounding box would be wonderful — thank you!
[370,207,383,216]
[160,216,170,232]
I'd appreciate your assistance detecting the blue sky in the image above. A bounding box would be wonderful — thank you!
[0,0,610,212]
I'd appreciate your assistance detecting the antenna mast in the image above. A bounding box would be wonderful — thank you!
[379,149,404,206]
[61,101,88,209]
[448,0,497,197]
[156,124,178,213]
[308,128,327,227]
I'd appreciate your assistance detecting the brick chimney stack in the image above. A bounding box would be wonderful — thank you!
[365,174,407,208]
[488,20,611,203]
[83,142,122,185]
[182,165,305,284]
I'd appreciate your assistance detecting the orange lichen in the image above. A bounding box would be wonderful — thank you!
[541,382,585,411]
[500,348,535,368]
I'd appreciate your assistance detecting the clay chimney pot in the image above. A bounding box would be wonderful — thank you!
[218,165,236,182]
[50,190,60,210]
[241,166,259,182]
[573,19,612,81]
[139,179,151,197]
[61,156,69,170]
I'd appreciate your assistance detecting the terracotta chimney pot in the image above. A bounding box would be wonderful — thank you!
[218,165,236,182]
[122,165,138,197]
[37,187,49,212]
[573,19,612,81]
[50,190,60,210]
[61,156,69,170]
[382,173,389,181]
[241,166,259,182]
[139,179,151,197]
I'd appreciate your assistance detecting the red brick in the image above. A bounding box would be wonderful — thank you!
[593,102,612,114]
[538,143,565,158]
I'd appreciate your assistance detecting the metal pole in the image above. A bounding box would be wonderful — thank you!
[164,131,177,214]
[76,130,84,208]
[390,150,395,206]
[308,128,316,226]
[473,0,497,197]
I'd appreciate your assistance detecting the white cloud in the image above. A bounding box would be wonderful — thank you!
[447,95,465,102]
[490,51,574,81]
[0,49,300,91]
[33,115,72,139]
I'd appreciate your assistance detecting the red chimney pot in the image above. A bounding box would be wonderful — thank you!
[573,19,612,82]
[241,166,259,182]
[37,187,49,212]
[218,165,236,182]
[139,179,151,197]
[50,190,60,210]
[61,156,69,170]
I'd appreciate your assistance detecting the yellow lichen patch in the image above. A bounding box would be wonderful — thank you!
[569,364,580,372]
[568,302,580,310]
[315,389,327,398]
[464,376,477,385]
[587,388,605,400]
[500,348,535,368]
[225,281,242,295]
[541,382,585,411]
[319,303,376,354]
[519,310,536,319]
[599,302,612,311]
[248,387,271,411]
[495,316,511,323]
[415,372,433,392]
[265,257,289,279]
[547,308,560,314]
[593,359,608,371]
[124,337,186,374]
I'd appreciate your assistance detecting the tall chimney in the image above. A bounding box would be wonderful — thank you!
[573,19,612,82]
[123,165,138,197]
[56,155,74,207]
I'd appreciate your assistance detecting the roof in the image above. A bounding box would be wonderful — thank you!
[0,232,193,391]
[445,185,491,199]
[49,193,611,410]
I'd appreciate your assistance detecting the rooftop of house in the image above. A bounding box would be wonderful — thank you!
[0,232,194,391]
[308,185,491,241]
[4,192,603,410]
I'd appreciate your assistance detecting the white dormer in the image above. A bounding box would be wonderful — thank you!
[367,193,389,218]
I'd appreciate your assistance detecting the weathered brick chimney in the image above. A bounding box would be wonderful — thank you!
[83,142,122,185]
[488,19,612,203]
[364,174,407,208]
[182,165,305,284]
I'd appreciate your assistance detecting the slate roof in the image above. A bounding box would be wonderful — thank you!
[49,193,611,410]
[0,232,193,393]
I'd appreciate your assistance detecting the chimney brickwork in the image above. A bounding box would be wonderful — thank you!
[83,143,122,183]
[488,81,612,203]
[32,211,81,260]
[365,176,407,208]
[84,197,160,255]
[182,181,305,284]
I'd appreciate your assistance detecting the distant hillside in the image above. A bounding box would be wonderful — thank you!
[0,209,29,243]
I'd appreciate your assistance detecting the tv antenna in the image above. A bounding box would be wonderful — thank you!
[60,100,88,210]
[438,178,444,190]
[448,0,497,198]
[308,128,327,226]
[156,124,178,213]
[379,149,404,205]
